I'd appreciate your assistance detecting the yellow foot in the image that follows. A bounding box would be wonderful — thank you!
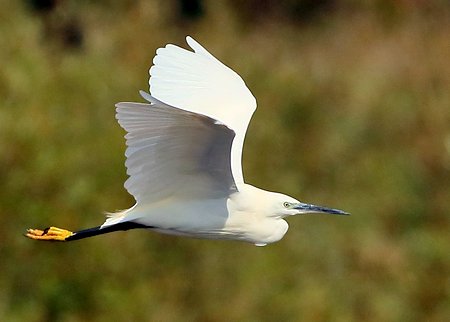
[25,226,74,241]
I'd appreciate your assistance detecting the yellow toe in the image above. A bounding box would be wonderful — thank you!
[25,226,74,241]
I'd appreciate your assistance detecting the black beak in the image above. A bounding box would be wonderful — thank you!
[293,203,350,216]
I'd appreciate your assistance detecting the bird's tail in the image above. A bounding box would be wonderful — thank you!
[102,208,131,228]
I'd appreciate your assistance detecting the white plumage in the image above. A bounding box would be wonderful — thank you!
[26,36,348,246]
[149,36,256,183]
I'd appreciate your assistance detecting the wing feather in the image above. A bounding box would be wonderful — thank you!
[148,36,257,184]
[116,96,237,204]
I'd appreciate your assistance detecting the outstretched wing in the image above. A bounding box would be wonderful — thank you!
[147,36,257,184]
[116,95,236,204]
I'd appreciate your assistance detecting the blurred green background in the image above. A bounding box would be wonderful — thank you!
[1,0,449,321]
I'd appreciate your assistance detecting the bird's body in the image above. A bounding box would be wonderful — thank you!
[26,36,348,246]
[107,184,291,246]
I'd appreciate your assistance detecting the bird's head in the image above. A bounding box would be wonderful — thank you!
[270,193,349,218]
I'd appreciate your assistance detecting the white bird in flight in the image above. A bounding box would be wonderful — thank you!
[26,36,348,246]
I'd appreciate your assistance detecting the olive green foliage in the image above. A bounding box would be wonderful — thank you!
[1,1,449,321]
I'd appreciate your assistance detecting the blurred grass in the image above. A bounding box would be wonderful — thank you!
[1,1,449,321]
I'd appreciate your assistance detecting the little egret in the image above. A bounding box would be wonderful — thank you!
[26,36,348,246]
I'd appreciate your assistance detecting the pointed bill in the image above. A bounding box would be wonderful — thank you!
[293,203,350,215]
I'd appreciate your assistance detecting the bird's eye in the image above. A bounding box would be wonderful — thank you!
[283,202,291,208]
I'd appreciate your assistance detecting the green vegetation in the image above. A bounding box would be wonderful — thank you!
[1,1,449,321]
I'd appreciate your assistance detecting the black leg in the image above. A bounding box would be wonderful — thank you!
[66,222,150,241]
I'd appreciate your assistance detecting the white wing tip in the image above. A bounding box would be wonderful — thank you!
[185,35,196,48]
[139,90,152,102]
[185,36,211,56]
